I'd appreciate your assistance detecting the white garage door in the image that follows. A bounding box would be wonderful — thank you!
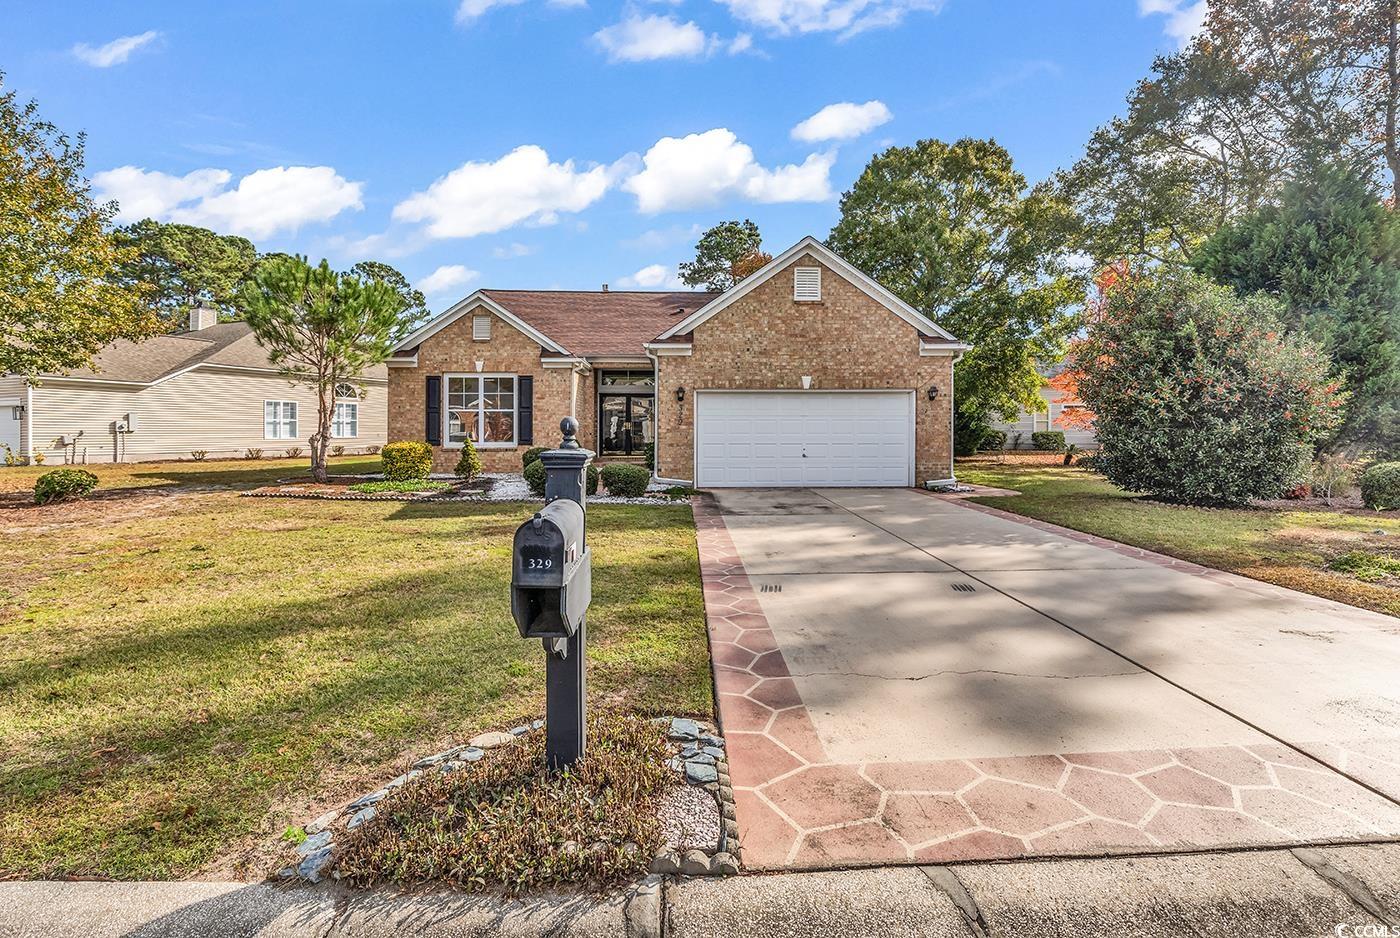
[0,401,18,459]
[695,390,914,488]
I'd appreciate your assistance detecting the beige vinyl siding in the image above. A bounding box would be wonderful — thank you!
[989,386,1097,450]
[28,367,388,463]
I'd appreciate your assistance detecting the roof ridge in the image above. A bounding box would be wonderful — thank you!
[482,288,719,295]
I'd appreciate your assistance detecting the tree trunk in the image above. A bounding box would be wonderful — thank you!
[310,380,333,483]
[1387,0,1400,197]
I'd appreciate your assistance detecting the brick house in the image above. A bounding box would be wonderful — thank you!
[386,237,968,487]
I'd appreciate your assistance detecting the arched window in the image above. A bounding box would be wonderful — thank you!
[332,383,360,438]
[334,382,358,399]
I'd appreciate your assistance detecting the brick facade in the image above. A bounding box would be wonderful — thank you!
[387,311,580,473]
[653,253,955,485]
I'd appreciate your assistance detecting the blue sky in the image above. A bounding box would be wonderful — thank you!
[3,1,1202,310]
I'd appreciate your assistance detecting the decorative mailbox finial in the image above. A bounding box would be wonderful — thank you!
[559,416,580,449]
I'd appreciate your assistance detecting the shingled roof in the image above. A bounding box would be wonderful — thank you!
[479,290,719,358]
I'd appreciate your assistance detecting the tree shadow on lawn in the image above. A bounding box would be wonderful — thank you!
[0,554,710,877]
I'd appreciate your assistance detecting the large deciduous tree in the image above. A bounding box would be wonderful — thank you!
[0,75,153,378]
[239,256,409,482]
[679,220,769,291]
[1057,0,1400,265]
[827,137,1084,447]
[350,260,429,329]
[1194,164,1400,456]
[112,219,257,330]
[1072,270,1343,505]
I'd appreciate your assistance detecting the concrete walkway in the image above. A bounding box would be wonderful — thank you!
[4,843,1398,936]
[696,488,1400,870]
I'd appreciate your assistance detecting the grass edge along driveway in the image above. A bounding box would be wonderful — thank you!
[0,492,711,880]
[956,460,1400,618]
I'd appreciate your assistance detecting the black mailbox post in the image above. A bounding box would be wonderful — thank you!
[510,417,593,771]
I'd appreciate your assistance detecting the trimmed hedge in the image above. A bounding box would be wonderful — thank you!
[1031,430,1066,452]
[521,447,547,468]
[34,468,99,505]
[1360,461,1400,511]
[381,441,433,481]
[601,463,651,498]
[524,460,599,497]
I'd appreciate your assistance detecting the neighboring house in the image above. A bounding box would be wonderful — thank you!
[988,364,1097,450]
[387,236,968,488]
[0,307,387,464]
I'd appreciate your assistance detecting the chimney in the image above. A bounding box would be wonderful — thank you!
[601,283,609,293]
[189,304,218,331]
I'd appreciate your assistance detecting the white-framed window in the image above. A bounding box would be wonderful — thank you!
[264,400,298,440]
[472,316,491,341]
[332,402,359,438]
[334,381,359,399]
[445,374,516,447]
[794,266,821,301]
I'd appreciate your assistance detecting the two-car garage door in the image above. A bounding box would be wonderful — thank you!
[694,390,914,488]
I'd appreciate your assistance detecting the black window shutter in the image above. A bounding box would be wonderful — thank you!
[425,375,442,445]
[518,376,534,445]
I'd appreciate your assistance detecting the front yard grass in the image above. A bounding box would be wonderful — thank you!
[0,454,382,495]
[0,488,710,879]
[957,459,1400,617]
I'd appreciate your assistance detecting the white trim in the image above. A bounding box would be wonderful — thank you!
[692,388,916,489]
[263,399,299,440]
[919,341,974,356]
[392,292,570,356]
[542,357,589,369]
[386,354,418,367]
[656,236,961,343]
[36,363,388,389]
[442,372,519,449]
[642,342,692,357]
[24,382,32,458]
[331,401,359,439]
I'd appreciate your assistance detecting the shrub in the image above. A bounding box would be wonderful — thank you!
[1031,430,1066,452]
[330,444,346,457]
[34,468,98,504]
[285,446,304,459]
[601,463,651,498]
[1329,549,1400,581]
[190,450,209,462]
[454,438,483,481]
[245,448,263,460]
[1062,442,1079,466]
[1011,432,1024,451]
[979,430,1008,451]
[365,445,380,456]
[642,442,655,470]
[1312,454,1356,505]
[523,460,598,497]
[1360,462,1400,511]
[32,452,45,465]
[953,411,993,457]
[521,446,548,468]
[1282,483,1312,500]
[1070,271,1343,506]
[381,441,433,481]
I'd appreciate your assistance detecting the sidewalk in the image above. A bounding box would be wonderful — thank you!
[3,843,1396,937]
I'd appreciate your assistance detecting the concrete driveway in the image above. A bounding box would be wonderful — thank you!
[696,488,1400,870]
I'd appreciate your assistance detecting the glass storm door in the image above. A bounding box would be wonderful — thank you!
[599,394,653,456]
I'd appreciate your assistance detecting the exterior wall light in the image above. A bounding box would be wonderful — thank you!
[927,385,940,401]
[675,386,685,403]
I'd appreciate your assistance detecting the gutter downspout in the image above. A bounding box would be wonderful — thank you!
[924,350,965,489]
[645,346,690,486]
[24,380,33,462]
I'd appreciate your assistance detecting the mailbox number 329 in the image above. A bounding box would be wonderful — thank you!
[527,557,552,569]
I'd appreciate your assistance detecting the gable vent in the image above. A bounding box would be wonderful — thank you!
[472,315,491,341]
[794,267,821,301]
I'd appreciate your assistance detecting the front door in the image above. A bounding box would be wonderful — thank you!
[599,394,653,456]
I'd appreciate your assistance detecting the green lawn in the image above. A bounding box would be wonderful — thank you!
[0,454,382,494]
[0,482,710,879]
[957,459,1400,618]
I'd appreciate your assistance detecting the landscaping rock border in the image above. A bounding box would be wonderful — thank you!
[242,472,689,506]
[280,715,738,886]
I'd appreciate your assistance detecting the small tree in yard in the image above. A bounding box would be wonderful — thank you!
[1071,270,1344,506]
[240,256,407,482]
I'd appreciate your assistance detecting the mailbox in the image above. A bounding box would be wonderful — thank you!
[511,498,592,641]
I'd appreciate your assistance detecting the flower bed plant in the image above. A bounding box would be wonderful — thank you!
[347,480,452,495]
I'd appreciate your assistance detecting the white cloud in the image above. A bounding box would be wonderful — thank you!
[418,264,480,295]
[393,145,612,239]
[93,165,364,239]
[1138,0,1207,49]
[72,30,160,67]
[622,223,704,251]
[791,99,891,142]
[618,263,685,289]
[456,0,525,23]
[713,0,944,38]
[492,242,535,259]
[594,13,711,62]
[727,33,755,54]
[624,128,834,213]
